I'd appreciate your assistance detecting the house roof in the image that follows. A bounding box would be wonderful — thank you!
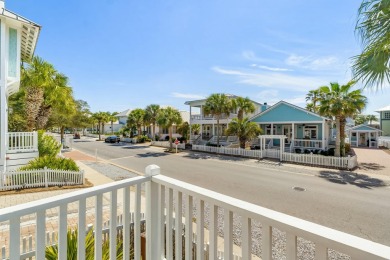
[347,124,382,132]
[0,7,41,62]
[184,94,263,106]
[116,109,132,117]
[375,105,390,112]
[250,100,329,122]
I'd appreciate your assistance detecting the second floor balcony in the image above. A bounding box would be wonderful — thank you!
[0,165,389,259]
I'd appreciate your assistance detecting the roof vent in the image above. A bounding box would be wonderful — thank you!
[264,102,267,105]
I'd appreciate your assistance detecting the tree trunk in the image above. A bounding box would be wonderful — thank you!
[169,126,173,150]
[340,117,346,157]
[36,105,51,130]
[101,123,105,139]
[60,126,65,147]
[25,87,44,131]
[153,124,156,141]
[240,137,246,149]
[335,117,341,157]
[98,122,101,141]
[111,121,114,134]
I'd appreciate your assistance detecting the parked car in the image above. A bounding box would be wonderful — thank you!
[105,135,120,143]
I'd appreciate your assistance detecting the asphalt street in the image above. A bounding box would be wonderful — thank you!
[71,136,390,246]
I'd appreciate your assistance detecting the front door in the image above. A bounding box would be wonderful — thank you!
[283,125,292,144]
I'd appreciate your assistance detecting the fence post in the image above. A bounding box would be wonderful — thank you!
[145,165,160,260]
[44,167,48,188]
[347,155,351,170]
[81,170,85,185]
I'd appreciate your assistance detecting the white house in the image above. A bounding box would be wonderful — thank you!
[0,1,41,172]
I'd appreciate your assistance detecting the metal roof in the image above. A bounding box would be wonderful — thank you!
[0,8,41,62]
[375,105,390,112]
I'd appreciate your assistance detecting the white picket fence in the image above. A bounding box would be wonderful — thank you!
[378,137,390,149]
[151,141,185,149]
[6,132,38,153]
[282,152,358,169]
[192,145,358,169]
[0,168,84,191]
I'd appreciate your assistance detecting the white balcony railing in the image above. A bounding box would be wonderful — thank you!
[191,113,238,121]
[293,138,322,148]
[0,165,389,260]
[6,132,38,153]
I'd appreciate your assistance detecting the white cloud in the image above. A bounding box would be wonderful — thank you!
[284,96,307,105]
[285,54,339,70]
[257,65,292,72]
[212,66,326,92]
[171,92,205,99]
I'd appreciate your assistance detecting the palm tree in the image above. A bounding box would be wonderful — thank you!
[354,114,368,125]
[305,89,321,113]
[366,114,378,124]
[226,118,262,149]
[177,122,190,141]
[317,81,367,157]
[92,112,109,140]
[231,97,255,120]
[127,109,145,137]
[191,124,200,135]
[144,104,160,140]
[353,0,390,90]
[21,56,57,131]
[108,112,118,134]
[203,94,232,146]
[156,107,182,150]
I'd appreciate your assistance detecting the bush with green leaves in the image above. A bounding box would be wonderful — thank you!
[38,130,62,157]
[138,135,151,143]
[46,228,131,260]
[20,156,80,171]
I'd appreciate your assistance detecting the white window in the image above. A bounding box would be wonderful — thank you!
[304,125,318,139]
[384,112,390,119]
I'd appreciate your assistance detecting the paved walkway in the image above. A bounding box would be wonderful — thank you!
[353,147,390,177]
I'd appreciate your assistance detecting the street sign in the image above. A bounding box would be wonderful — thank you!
[174,138,179,145]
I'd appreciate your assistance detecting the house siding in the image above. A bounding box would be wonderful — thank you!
[8,28,17,78]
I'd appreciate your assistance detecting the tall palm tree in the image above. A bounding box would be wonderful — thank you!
[226,118,262,149]
[317,81,367,157]
[203,94,232,146]
[353,0,390,90]
[156,107,182,150]
[231,97,255,120]
[92,112,109,140]
[127,109,145,137]
[366,114,378,124]
[144,104,160,140]
[21,56,57,131]
[354,114,368,125]
[305,89,321,113]
[108,112,118,134]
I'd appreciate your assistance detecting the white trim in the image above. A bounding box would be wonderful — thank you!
[258,121,324,124]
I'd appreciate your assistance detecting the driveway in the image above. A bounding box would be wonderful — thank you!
[353,147,390,176]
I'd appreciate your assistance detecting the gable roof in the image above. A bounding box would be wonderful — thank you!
[250,100,328,122]
[348,124,381,132]
[376,105,390,112]
[116,109,131,117]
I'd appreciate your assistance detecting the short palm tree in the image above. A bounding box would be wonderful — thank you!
[227,118,262,149]
[203,94,232,146]
[108,112,118,134]
[353,0,390,90]
[366,114,378,124]
[305,89,321,113]
[156,107,182,150]
[127,109,145,137]
[144,104,160,140]
[231,97,256,120]
[92,112,110,140]
[317,81,367,157]
[191,124,200,135]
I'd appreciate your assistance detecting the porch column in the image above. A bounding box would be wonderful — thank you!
[280,137,283,161]
[189,106,192,138]
[356,131,359,147]
[271,124,273,135]
[291,123,295,147]
[368,132,371,148]
[0,20,7,174]
[322,120,325,150]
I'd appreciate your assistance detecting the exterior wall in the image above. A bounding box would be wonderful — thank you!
[8,28,17,77]
[381,120,390,136]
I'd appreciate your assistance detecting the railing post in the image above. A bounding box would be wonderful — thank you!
[145,164,160,260]
[44,167,48,188]
[33,131,38,151]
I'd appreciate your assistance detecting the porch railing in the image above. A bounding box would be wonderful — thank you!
[293,139,322,149]
[0,165,389,259]
[6,132,38,153]
[191,113,237,121]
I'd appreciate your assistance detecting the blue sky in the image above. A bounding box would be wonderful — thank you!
[11,0,390,115]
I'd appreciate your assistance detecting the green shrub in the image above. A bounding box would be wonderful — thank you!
[20,156,80,171]
[138,135,151,143]
[38,130,61,158]
[46,228,130,260]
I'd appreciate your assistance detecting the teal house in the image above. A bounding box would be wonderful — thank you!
[347,124,381,148]
[250,101,332,150]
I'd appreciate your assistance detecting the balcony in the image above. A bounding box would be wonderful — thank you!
[0,165,389,260]
[190,113,237,123]
[6,132,38,153]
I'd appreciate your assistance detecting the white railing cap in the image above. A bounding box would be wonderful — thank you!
[145,164,160,176]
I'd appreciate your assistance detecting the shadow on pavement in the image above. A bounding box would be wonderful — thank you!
[121,145,150,149]
[358,162,386,171]
[136,152,168,158]
[182,152,249,162]
[319,171,387,189]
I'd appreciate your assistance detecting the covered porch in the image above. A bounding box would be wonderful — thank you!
[347,124,381,148]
